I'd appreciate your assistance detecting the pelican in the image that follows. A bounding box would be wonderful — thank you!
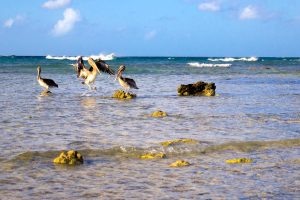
[37,66,58,93]
[75,57,115,90]
[116,65,139,93]
[76,56,89,79]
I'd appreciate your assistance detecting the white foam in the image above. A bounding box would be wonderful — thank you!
[88,53,115,61]
[45,55,77,60]
[46,53,115,61]
[208,57,258,62]
[187,62,231,68]
[290,58,300,62]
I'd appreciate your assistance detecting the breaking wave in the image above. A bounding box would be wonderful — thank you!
[208,57,258,62]
[187,62,232,68]
[45,53,115,61]
[10,138,300,162]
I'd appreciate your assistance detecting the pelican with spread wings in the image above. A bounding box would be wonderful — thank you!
[74,57,115,90]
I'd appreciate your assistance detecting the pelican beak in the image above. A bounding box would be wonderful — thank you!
[88,57,101,75]
[114,73,119,81]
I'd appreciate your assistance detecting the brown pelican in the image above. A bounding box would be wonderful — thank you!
[37,66,58,93]
[75,57,114,90]
[116,65,139,93]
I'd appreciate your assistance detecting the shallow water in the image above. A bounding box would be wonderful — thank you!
[0,56,300,199]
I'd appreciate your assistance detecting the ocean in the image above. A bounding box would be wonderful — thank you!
[0,56,299,199]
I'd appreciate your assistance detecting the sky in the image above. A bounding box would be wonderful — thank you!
[0,0,300,57]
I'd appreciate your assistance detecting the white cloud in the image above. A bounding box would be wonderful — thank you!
[4,19,14,28]
[145,30,157,40]
[198,1,220,12]
[52,8,80,36]
[42,0,71,9]
[3,15,25,28]
[239,5,259,20]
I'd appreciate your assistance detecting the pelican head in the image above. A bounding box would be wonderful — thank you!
[37,66,41,77]
[117,65,126,78]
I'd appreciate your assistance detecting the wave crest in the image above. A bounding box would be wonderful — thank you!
[9,138,300,162]
[187,62,231,68]
[46,53,115,61]
[208,57,258,62]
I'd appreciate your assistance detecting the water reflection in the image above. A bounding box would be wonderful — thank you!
[80,97,97,109]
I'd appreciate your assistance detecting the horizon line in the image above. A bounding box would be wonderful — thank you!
[1,55,300,58]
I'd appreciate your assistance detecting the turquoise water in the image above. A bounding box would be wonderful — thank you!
[0,56,299,199]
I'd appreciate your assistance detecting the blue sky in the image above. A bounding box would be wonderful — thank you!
[0,0,299,56]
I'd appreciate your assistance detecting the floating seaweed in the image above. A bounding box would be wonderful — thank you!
[226,158,253,164]
[169,160,191,167]
[53,150,84,165]
[112,90,136,99]
[140,153,166,159]
[160,138,198,147]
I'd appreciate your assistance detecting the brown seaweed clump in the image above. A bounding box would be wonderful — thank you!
[112,90,136,99]
[169,160,191,167]
[177,81,216,96]
[150,110,168,118]
[53,150,84,165]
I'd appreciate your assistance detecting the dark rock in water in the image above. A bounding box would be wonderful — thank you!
[177,81,216,96]
[112,90,136,99]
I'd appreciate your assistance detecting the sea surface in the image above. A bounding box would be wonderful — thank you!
[0,56,299,199]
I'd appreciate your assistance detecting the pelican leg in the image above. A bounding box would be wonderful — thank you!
[87,84,92,90]
[41,89,47,94]
[125,89,129,95]
[91,83,97,90]
[41,89,51,95]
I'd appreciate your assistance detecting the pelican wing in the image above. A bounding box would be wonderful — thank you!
[72,63,87,78]
[71,63,79,72]
[123,77,139,89]
[72,62,88,72]
[95,59,115,75]
[43,78,58,88]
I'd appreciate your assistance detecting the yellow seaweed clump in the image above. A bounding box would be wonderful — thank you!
[53,150,84,165]
[160,138,198,147]
[151,110,168,118]
[140,152,166,159]
[226,158,253,164]
[169,160,191,167]
[112,90,136,99]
